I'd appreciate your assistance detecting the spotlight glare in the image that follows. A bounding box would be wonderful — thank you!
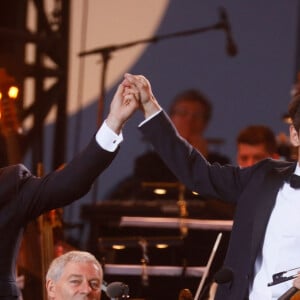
[112,244,126,250]
[156,243,168,249]
[8,86,19,99]
[154,188,167,195]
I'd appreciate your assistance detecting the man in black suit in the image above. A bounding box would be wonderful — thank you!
[121,73,300,300]
[0,82,140,299]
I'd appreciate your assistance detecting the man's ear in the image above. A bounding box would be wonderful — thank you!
[46,279,56,299]
[289,124,300,147]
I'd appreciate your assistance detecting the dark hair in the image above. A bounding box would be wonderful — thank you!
[237,125,277,154]
[288,95,300,132]
[169,89,212,123]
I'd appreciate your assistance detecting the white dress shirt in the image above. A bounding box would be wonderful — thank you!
[249,163,300,299]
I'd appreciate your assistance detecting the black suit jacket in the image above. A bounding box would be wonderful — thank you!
[0,137,117,298]
[140,111,296,300]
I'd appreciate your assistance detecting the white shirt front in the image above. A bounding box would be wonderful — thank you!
[249,164,300,299]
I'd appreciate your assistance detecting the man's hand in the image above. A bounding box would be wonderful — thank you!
[106,82,140,134]
[124,73,161,118]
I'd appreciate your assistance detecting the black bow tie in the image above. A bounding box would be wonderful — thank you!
[289,174,300,189]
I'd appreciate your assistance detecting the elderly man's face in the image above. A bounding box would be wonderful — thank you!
[46,261,102,300]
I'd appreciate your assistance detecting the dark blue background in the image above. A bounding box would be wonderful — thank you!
[60,1,299,242]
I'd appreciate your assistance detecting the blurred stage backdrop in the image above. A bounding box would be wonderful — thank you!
[0,0,300,263]
[63,0,299,230]
[1,1,300,299]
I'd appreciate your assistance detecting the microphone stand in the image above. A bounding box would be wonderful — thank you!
[138,238,149,287]
[78,14,227,203]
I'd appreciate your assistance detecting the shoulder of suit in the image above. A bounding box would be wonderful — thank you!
[17,164,32,179]
[0,164,32,179]
[251,158,296,174]
[255,158,294,167]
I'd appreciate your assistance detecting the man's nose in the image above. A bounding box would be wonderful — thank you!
[79,280,92,294]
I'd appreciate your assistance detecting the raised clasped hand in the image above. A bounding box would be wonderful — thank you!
[123,73,161,118]
[106,78,140,134]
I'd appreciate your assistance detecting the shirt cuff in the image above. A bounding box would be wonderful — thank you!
[95,121,123,152]
[138,109,162,127]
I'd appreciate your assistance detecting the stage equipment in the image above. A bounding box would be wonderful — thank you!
[81,199,233,299]
[120,216,233,231]
[102,281,130,300]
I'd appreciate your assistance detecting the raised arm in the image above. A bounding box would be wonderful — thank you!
[19,78,141,218]
[123,73,245,203]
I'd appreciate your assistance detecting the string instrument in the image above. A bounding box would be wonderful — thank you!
[291,292,300,300]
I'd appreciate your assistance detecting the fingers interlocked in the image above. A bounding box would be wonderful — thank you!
[123,85,141,106]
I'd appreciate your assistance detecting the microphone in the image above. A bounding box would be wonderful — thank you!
[102,281,130,299]
[219,7,238,57]
[214,268,234,284]
[278,286,299,300]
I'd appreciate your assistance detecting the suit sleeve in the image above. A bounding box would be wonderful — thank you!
[17,137,118,220]
[139,111,248,203]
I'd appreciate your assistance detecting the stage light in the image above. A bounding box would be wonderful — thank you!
[153,188,167,195]
[99,236,183,250]
[0,68,19,100]
[8,86,19,99]
[112,244,126,250]
[155,243,168,249]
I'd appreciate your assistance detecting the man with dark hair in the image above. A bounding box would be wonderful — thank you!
[122,73,300,299]
[207,125,280,299]
[236,125,279,168]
